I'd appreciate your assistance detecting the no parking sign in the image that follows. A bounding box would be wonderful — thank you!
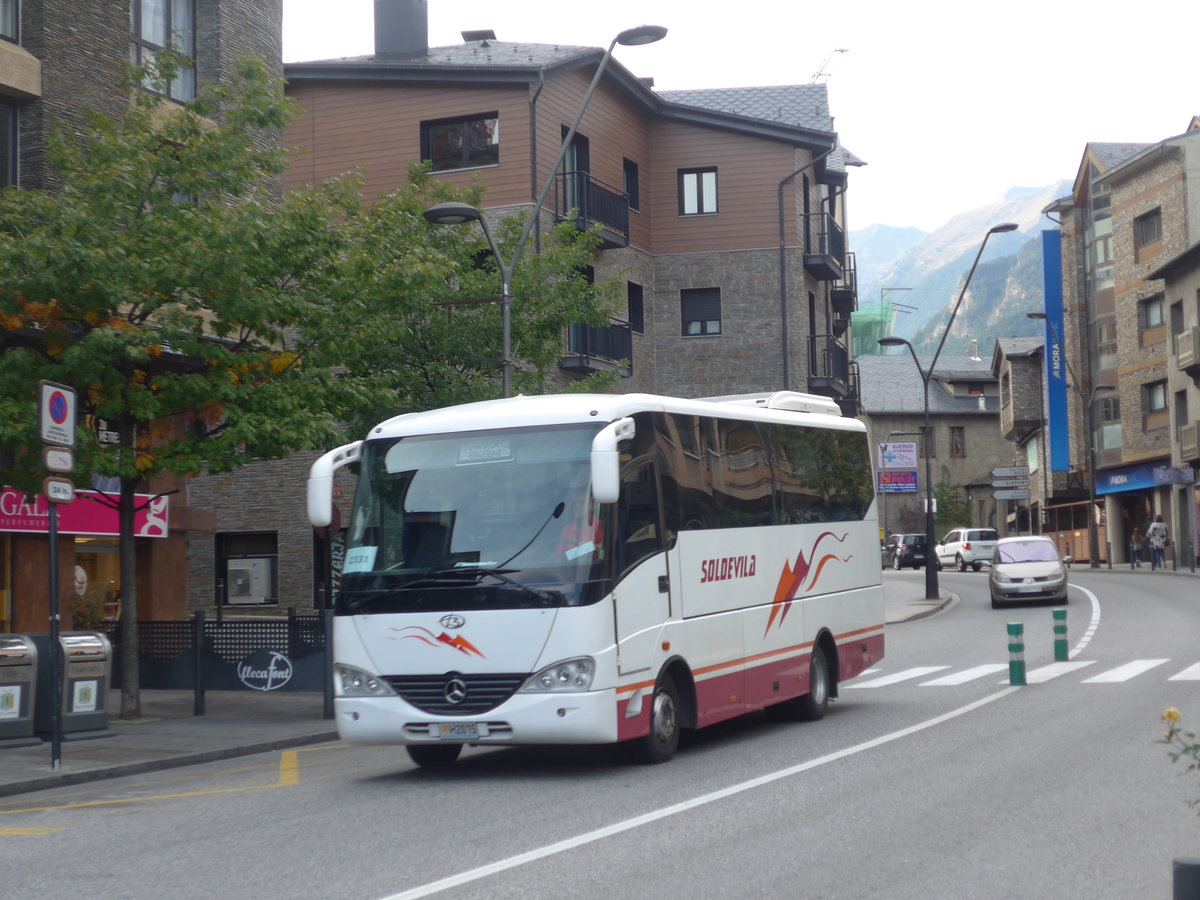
[37,380,76,448]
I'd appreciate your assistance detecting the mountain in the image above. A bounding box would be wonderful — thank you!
[850,180,1072,360]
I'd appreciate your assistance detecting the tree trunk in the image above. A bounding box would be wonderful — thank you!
[118,478,141,718]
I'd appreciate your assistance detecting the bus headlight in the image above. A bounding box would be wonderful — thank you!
[335,663,396,697]
[521,658,595,693]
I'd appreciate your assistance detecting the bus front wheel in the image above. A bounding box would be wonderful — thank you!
[406,742,463,768]
[634,676,681,764]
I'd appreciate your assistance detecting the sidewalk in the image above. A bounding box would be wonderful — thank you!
[0,689,337,798]
[0,582,944,798]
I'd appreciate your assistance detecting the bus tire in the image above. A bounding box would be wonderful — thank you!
[634,675,681,764]
[795,644,830,721]
[406,742,463,768]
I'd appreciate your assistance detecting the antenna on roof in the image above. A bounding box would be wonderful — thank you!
[810,48,848,84]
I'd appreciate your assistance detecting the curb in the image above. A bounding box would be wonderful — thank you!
[0,729,340,799]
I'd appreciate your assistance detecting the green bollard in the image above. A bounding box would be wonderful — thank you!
[1053,608,1068,661]
[1008,621,1026,686]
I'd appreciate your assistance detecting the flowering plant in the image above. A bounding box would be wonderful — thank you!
[1161,707,1200,814]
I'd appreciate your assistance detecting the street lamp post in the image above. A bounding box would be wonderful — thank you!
[879,222,1018,600]
[1026,311,1114,568]
[423,25,666,398]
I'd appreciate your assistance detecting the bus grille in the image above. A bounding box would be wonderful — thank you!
[384,673,528,715]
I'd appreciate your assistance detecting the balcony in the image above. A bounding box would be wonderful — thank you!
[804,212,845,281]
[807,333,853,400]
[560,319,633,377]
[831,251,858,319]
[1177,326,1200,385]
[1182,423,1199,462]
[553,172,630,249]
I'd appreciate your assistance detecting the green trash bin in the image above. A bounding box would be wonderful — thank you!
[0,634,38,747]
[32,632,113,738]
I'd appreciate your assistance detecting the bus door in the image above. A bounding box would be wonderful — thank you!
[613,461,670,677]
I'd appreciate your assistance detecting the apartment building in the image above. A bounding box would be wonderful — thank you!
[0,1,283,631]
[282,0,863,406]
[1034,121,1200,565]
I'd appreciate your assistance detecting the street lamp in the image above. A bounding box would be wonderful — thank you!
[423,25,666,398]
[879,222,1018,600]
[1026,311,1115,568]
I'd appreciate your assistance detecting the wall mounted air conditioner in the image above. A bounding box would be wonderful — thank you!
[227,558,271,605]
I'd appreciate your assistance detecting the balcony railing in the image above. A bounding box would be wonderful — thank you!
[560,319,633,377]
[806,333,852,399]
[831,250,857,325]
[553,171,630,248]
[804,212,845,281]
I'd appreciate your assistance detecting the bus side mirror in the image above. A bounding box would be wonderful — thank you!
[306,440,363,526]
[590,417,635,504]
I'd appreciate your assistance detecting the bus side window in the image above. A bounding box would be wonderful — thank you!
[619,463,663,572]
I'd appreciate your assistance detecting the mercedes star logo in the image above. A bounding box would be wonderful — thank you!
[444,677,469,705]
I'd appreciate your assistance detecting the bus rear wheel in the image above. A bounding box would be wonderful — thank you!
[406,742,463,768]
[634,676,680,764]
[795,645,830,721]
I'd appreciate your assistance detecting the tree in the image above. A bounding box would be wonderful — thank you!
[0,57,623,715]
[933,465,971,533]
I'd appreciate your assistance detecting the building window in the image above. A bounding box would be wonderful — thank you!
[1,0,16,41]
[1133,208,1162,248]
[623,158,640,211]
[1141,294,1165,329]
[0,99,14,188]
[949,426,965,457]
[421,113,499,172]
[678,167,717,216]
[1144,381,1167,413]
[681,287,720,336]
[1096,318,1118,369]
[627,282,644,334]
[131,0,196,102]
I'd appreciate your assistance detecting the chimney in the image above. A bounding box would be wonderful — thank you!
[374,0,428,58]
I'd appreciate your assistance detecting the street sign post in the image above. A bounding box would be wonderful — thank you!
[991,466,1029,479]
[995,489,1031,500]
[993,478,1030,489]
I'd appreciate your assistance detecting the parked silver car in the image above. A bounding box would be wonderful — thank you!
[933,527,999,571]
[989,535,1068,609]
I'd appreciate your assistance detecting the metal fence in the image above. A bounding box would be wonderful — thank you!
[101,611,329,693]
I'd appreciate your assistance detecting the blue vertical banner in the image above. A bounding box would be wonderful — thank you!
[1041,230,1070,471]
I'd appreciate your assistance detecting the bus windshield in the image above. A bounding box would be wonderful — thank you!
[338,423,610,613]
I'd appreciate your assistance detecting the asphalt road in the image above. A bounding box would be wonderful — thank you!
[3,568,1198,899]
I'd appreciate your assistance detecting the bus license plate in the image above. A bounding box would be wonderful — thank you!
[436,722,478,740]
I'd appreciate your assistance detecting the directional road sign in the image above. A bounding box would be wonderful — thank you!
[994,489,1031,500]
[993,478,1030,488]
[992,466,1029,479]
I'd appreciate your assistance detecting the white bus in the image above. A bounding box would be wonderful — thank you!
[307,391,883,767]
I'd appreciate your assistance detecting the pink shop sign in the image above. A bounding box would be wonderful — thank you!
[0,486,169,538]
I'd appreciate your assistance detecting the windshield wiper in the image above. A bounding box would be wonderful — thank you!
[411,566,558,605]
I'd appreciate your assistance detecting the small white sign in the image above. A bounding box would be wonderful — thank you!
[879,442,918,469]
[72,679,98,713]
[44,446,74,473]
[43,477,75,504]
[0,685,19,719]
[342,546,378,573]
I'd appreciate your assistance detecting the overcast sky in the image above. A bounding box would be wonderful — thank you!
[283,0,1198,233]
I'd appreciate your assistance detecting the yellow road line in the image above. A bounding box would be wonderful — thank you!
[0,744,347,816]
[1,827,65,835]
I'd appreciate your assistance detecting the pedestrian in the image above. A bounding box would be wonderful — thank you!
[1147,514,1169,570]
[1131,526,1144,568]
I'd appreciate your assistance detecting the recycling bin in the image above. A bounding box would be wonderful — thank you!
[32,632,112,736]
[0,634,38,744]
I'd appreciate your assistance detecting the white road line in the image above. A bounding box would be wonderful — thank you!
[380,687,1021,900]
[842,666,949,689]
[1012,660,1096,684]
[922,664,1009,686]
[1082,659,1170,683]
[1069,583,1101,658]
[1169,663,1200,681]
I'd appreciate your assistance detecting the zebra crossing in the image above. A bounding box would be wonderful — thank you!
[845,658,1198,689]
